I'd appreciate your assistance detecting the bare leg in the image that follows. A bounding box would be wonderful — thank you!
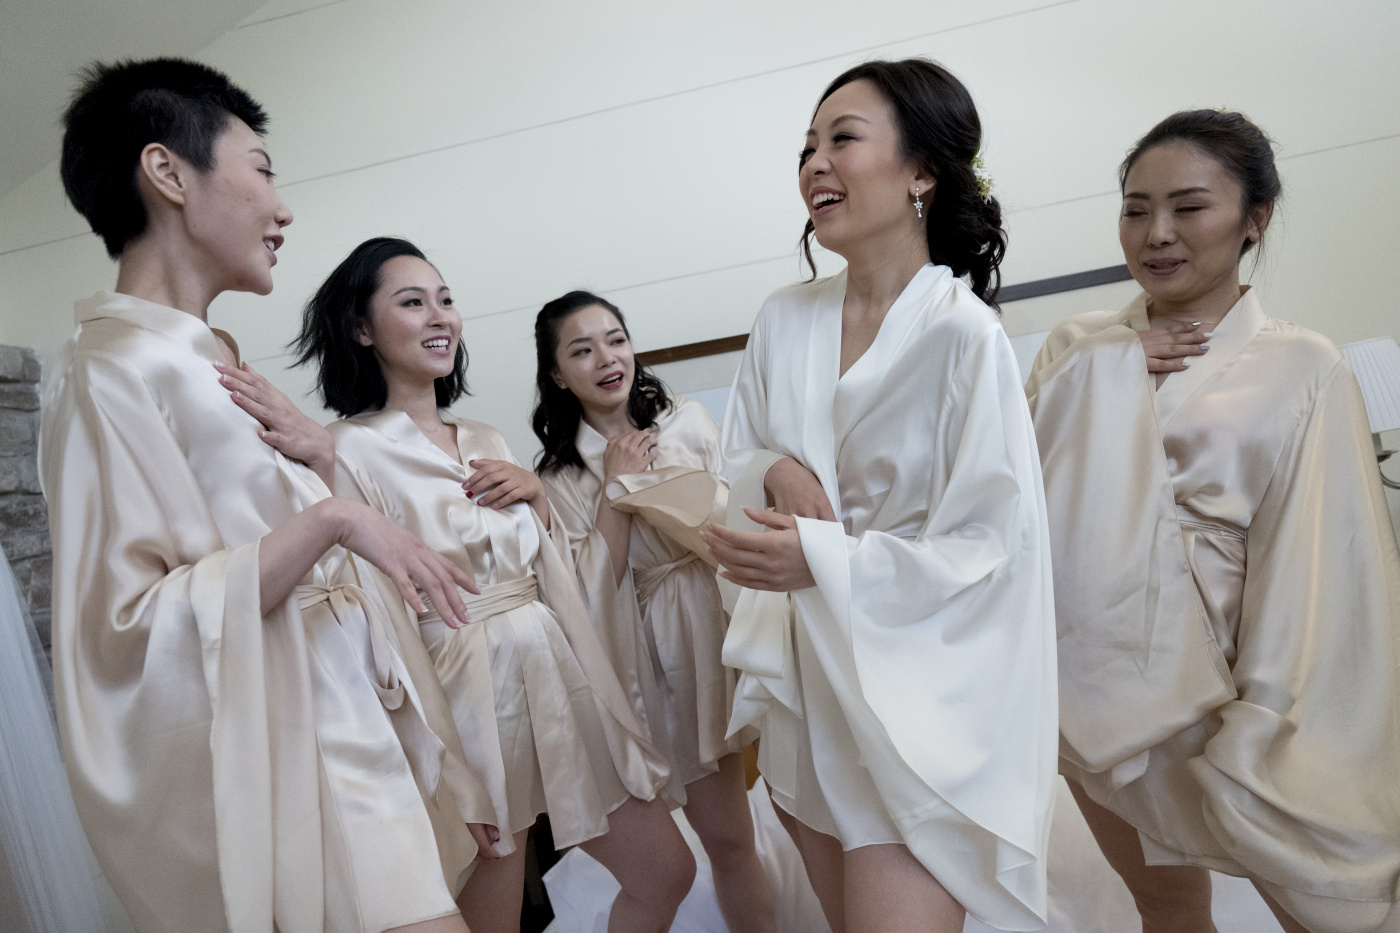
[682,754,776,933]
[1251,881,1312,933]
[579,795,696,933]
[775,806,846,933]
[453,828,529,933]
[1068,779,1218,933]
[845,843,963,933]
[386,913,471,933]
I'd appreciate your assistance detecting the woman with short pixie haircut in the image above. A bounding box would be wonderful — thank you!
[532,290,775,933]
[234,236,695,933]
[44,59,482,933]
[705,58,1057,933]
[1026,109,1400,932]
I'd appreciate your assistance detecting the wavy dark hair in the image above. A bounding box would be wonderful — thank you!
[292,237,468,417]
[532,290,671,474]
[800,58,1006,308]
[61,58,269,258]
[1120,109,1282,258]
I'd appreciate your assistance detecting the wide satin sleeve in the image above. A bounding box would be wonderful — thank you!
[795,324,1058,929]
[1192,360,1400,908]
[42,349,315,932]
[722,307,789,526]
[539,464,664,748]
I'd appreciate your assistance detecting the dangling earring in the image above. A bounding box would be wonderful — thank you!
[914,185,923,219]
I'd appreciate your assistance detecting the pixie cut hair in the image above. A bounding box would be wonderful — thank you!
[60,57,269,258]
[293,237,469,418]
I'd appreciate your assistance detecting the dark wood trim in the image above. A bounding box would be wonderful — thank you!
[636,333,749,367]
[998,264,1133,303]
[636,265,1133,365]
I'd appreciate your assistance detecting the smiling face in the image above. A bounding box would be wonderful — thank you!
[181,117,292,295]
[550,303,636,416]
[356,255,462,394]
[799,78,932,261]
[1119,141,1268,309]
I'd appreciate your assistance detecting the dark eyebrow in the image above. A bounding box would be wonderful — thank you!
[806,113,870,137]
[249,147,272,167]
[390,286,426,297]
[568,328,623,347]
[1124,186,1212,200]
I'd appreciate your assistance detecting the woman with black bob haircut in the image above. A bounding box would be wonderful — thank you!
[251,237,696,933]
[705,58,1058,933]
[46,60,485,933]
[533,291,776,933]
[1026,109,1400,932]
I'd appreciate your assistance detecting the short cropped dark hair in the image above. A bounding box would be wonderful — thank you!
[60,58,269,258]
[293,237,469,418]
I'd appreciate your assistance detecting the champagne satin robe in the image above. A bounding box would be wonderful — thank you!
[721,264,1058,930]
[541,397,753,807]
[39,293,481,933]
[1025,289,1400,932]
[328,411,670,848]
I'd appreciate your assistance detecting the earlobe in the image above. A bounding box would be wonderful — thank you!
[354,322,374,348]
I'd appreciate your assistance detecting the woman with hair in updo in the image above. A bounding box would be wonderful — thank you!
[1025,110,1400,932]
[704,58,1057,933]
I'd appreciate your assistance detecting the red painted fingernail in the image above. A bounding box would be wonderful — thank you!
[466,490,474,498]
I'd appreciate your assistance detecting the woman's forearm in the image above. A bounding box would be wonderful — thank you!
[257,498,350,616]
[594,493,632,586]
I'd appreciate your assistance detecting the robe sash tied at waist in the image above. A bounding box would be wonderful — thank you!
[633,552,700,605]
[419,575,540,625]
[297,581,448,795]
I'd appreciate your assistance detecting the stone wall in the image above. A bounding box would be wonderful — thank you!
[0,345,50,655]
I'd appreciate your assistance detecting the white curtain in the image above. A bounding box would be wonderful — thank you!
[0,544,133,933]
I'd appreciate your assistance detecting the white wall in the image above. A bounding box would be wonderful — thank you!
[2,0,1398,471]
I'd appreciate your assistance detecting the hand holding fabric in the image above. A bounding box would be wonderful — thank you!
[704,508,816,592]
[602,427,658,481]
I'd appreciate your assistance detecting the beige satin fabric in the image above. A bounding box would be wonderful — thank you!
[721,265,1058,931]
[39,293,471,933]
[1027,289,1400,926]
[329,411,669,847]
[541,398,751,804]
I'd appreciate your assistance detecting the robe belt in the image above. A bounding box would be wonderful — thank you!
[634,552,701,605]
[418,575,539,626]
[296,582,447,791]
[1176,507,1246,541]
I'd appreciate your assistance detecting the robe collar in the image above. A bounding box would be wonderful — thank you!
[575,417,609,483]
[75,290,242,365]
[805,263,956,509]
[1137,286,1266,428]
[347,407,472,474]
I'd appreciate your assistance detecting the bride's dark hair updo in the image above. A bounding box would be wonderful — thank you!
[801,58,1007,308]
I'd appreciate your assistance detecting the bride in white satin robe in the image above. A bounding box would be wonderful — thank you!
[1026,111,1400,933]
[704,57,1055,933]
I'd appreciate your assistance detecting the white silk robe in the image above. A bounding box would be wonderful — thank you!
[329,411,670,848]
[541,397,752,807]
[39,293,479,933]
[721,264,1058,930]
[1026,289,1400,932]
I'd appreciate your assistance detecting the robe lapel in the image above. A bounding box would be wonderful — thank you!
[1153,288,1266,429]
[832,264,954,457]
[801,271,846,517]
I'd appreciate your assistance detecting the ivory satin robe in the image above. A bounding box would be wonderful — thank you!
[329,411,670,848]
[542,397,751,806]
[1026,290,1400,932]
[39,293,480,933]
[721,264,1058,930]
